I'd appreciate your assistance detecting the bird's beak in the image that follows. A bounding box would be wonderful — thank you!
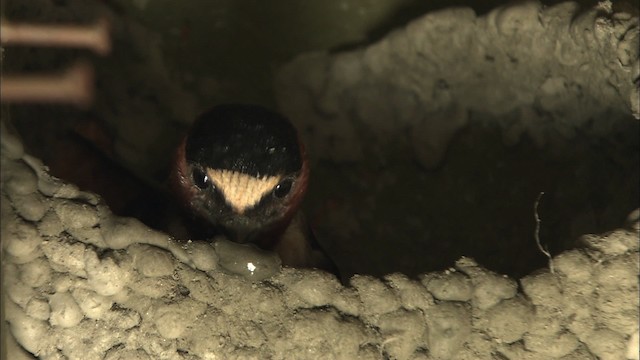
[223,225,256,244]
[219,215,261,244]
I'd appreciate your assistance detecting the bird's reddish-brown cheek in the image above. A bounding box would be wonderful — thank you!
[281,147,309,222]
[171,136,197,208]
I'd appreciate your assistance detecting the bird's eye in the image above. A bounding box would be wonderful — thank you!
[192,168,210,189]
[274,179,292,198]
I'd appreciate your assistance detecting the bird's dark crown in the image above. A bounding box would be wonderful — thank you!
[185,104,302,177]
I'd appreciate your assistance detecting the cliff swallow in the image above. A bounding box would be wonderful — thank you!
[172,104,336,272]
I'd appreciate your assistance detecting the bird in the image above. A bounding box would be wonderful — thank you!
[171,104,337,272]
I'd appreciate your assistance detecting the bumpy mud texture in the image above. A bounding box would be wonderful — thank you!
[276,1,639,166]
[274,1,640,280]
[1,137,639,360]
[3,2,640,360]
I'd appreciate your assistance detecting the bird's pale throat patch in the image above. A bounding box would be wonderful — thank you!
[207,169,281,213]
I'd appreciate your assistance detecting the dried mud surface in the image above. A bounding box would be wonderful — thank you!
[275,1,640,279]
[1,140,638,359]
[2,1,640,359]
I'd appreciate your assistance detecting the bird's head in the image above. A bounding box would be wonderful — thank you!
[172,104,309,245]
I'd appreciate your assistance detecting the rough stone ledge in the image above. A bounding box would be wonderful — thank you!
[2,122,639,360]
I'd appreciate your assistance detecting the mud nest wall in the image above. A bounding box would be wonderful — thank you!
[2,1,640,360]
[274,1,639,280]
